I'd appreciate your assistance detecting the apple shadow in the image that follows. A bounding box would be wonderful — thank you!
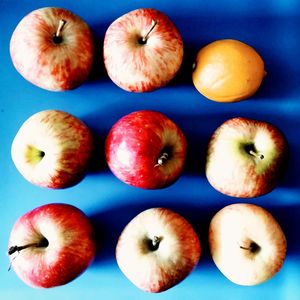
[168,14,300,100]
[81,105,300,194]
[176,102,300,191]
[86,21,111,84]
[86,128,108,174]
[82,14,300,101]
[89,199,218,267]
[88,199,300,270]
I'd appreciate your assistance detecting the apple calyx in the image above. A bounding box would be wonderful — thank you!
[53,19,67,44]
[240,241,261,254]
[147,236,162,251]
[26,145,45,165]
[8,238,49,256]
[139,19,157,45]
[155,152,169,167]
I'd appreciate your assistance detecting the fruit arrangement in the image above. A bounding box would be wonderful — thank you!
[4,5,294,296]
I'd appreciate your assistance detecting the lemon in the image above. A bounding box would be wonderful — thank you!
[192,39,266,102]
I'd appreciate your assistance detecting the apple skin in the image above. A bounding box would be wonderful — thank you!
[10,7,94,91]
[105,110,187,189]
[103,8,184,92]
[8,203,96,288]
[205,117,288,198]
[11,110,93,189]
[208,203,287,286]
[116,207,201,293]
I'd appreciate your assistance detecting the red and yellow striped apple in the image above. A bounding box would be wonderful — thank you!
[11,110,93,189]
[103,8,183,92]
[116,207,201,292]
[10,7,94,91]
[205,117,288,198]
[8,203,96,288]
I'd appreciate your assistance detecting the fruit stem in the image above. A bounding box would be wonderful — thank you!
[56,19,67,38]
[240,242,260,254]
[155,152,169,167]
[249,150,264,160]
[8,239,49,256]
[140,19,157,44]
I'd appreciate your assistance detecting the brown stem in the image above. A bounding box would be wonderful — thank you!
[140,19,157,44]
[249,150,264,160]
[8,239,49,256]
[53,19,66,44]
[240,242,260,254]
[56,19,67,37]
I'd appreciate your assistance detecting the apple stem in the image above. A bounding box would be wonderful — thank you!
[140,19,157,44]
[240,242,260,253]
[53,19,67,44]
[249,150,264,160]
[7,240,49,272]
[155,152,169,167]
[8,239,49,256]
[56,19,67,38]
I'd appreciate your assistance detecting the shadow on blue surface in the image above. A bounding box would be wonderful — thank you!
[89,198,300,265]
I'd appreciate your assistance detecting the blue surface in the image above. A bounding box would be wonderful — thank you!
[1,0,300,299]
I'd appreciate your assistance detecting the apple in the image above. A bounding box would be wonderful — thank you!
[105,110,187,189]
[7,203,96,288]
[116,207,201,292]
[10,7,94,91]
[208,203,287,285]
[103,8,184,92]
[11,110,93,189]
[205,117,288,198]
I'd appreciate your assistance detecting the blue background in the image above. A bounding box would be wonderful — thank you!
[1,0,300,299]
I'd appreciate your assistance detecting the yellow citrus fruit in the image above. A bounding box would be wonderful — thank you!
[192,39,266,102]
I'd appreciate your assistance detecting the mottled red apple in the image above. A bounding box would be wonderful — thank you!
[10,7,94,91]
[103,8,184,92]
[105,110,187,189]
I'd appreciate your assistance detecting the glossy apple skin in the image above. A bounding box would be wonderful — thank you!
[11,110,93,189]
[103,8,184,92]
[105,110,187,189]
[8,203,96,288]
[209,203,287,285]
[10,7,94,91]
[206,117,288,198]
[116,208,201,292]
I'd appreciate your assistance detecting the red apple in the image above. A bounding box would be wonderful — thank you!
[8,203,96,288]
[116,207,201,292]
[103,8,184,92]
[208,203,287,285]
[205,117,288,197]
[10,7,94,91]
[105,110,187,189]
[11,110,93,189]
